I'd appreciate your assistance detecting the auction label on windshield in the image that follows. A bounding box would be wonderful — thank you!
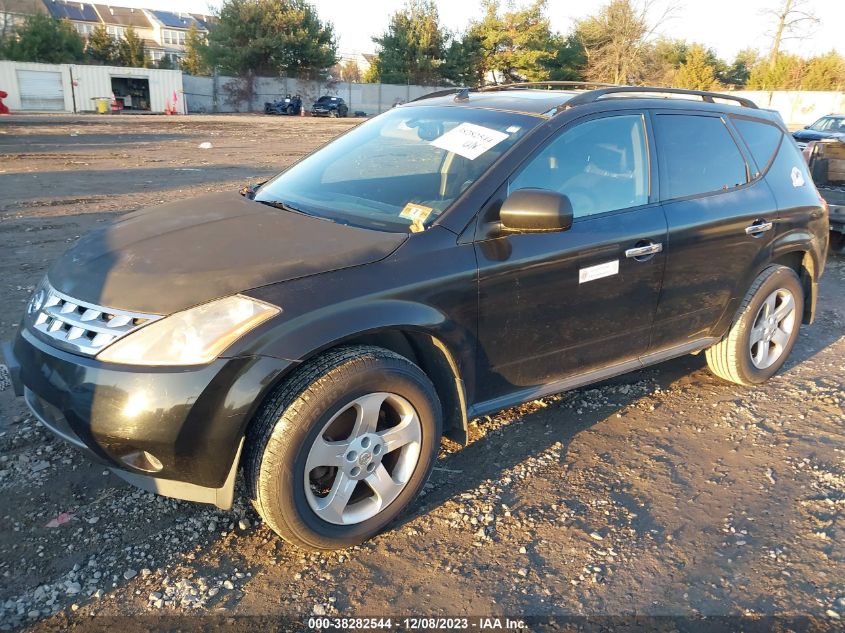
[430,122,509,160]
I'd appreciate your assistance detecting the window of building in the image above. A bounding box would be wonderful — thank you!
[162,29,186,45]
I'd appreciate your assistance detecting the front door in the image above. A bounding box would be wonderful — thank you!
[473,112,667,407]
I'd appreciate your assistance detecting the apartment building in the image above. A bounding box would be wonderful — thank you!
[37,0,212,64]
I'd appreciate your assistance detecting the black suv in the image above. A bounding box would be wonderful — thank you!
[4,85,828,551]
[311,95,348,118]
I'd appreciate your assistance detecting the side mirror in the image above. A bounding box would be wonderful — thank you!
[499,189,573,232]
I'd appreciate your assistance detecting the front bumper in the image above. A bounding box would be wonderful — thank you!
[5,328,292,508]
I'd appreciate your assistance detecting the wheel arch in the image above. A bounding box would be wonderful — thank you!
[769,246,818,324]
[241,305,472,448]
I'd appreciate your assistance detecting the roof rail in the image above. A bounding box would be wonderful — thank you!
[409,87,469,103]
[563,86,758,109]
[478,81,617,92]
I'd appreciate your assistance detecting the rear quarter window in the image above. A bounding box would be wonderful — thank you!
[654,114,749,200]
[731,117,783,175]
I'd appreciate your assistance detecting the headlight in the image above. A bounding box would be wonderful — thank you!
[96,295,279,366]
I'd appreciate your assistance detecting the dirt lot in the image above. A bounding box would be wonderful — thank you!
[0,114,843,632]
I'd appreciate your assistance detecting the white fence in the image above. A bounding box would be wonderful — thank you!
[733,91,845,126]
[182,74,452,116]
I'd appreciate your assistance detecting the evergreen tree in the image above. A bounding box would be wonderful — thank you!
[205,0,336,78]
[369,1,446,85]
[181,23,208,75]
[117,26,146,67]
[0,14,84,63]
[673,44,719,90]
[86,23,117,65]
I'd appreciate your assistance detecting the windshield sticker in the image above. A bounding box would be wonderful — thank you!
[430,123,509,160]
[506,125,521,133]
[790,166,805,188]
[400,203,433,232]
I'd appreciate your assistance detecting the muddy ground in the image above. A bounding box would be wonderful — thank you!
[0,114,843,632]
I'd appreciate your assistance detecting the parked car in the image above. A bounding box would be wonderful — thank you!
[264,94,303,115]
[4,84,827,551]
[311,95,348,117]
[806,137,845,253]
[792,113,845,150]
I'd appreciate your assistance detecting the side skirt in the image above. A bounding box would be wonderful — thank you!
[468,337,717,420]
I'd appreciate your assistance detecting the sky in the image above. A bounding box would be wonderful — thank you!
[112,0,845,62]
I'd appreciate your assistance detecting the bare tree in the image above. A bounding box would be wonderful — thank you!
[575,0,679,85]
[762,0,818,68]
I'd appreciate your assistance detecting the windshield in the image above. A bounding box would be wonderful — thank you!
[809,116,845,132]
[255,105,539,232]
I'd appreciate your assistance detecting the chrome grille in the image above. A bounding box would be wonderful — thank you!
[28,284,161,355]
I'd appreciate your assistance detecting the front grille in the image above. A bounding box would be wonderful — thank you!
[28,284,161,355]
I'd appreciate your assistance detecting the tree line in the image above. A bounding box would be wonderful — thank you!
[1,0,842,92]
[364,0,844,91]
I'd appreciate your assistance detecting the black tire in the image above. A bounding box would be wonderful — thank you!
[338,106,348,118]
[286,105,295,115]
[705,265,804,386]
[245,345,442,550]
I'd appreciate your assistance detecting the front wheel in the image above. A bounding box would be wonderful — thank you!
[706,265,804,386]
[245,346,442,550]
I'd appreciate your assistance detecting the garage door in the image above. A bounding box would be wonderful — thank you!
[16,70,65,111]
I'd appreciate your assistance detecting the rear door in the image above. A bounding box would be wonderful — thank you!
[473,111,667,406]
[648,111,779,351]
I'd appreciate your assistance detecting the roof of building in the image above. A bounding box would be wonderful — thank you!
[0,0,47,15]
[44,0,99,22]
[147,9,207,31]
[93,4,151,28]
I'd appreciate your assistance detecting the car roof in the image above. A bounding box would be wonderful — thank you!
[405,84,776,122]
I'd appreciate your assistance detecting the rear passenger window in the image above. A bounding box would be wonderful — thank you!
[654,114,748,200]
[509,114,649,219]
[731,118,783,174]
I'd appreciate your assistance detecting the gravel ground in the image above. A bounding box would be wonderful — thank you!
[0,114,843,632]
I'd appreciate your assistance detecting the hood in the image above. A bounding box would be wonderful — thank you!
[48,192,407,314]
[793,129,843,142]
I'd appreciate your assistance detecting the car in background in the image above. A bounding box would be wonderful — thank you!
[792,114,845,150]
[264,94,303,115]
[311,95,348,118]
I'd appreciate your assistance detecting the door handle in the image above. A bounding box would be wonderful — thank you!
[745,221,773,235]
[625,242,663,259]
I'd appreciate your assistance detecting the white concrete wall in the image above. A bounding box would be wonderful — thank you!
[0,61,184,113]
[733,91,845,126]
[182,74,453,114]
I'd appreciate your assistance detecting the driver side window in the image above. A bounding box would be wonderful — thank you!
[509,114,649,219]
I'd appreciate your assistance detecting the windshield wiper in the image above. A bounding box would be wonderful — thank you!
[256,199,311,217]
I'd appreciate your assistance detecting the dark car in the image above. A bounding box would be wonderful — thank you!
[792,114,845,150]
[4,84,828,551]
[264,94,303,115]
[311,95,348,117]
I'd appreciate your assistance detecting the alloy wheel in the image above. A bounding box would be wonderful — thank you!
[749,288,796,369]
[304,392,422,525]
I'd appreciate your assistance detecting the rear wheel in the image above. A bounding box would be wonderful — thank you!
[706,265,803,386]
[245,346,441,550]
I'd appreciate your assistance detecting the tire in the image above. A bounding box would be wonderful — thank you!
[286,105,295,115]
[245,345,442,550]
[338,106,348,118]
[705,265,804,386]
